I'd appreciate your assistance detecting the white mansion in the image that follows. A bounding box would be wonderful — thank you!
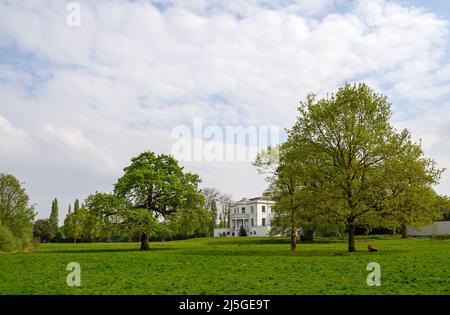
[214,197,275,237]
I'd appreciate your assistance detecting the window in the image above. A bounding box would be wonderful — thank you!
[251,206,254,213]
[242,207,245,214]
[234,208,236,214]
[262,205,266,213]
[251,219,254,226]
[262,218,266,226]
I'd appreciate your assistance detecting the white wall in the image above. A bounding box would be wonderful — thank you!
[407,221,450,236]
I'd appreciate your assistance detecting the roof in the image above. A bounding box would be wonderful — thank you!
[231,196,275,206]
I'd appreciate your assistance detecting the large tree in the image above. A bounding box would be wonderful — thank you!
[287,83,443,252]
[0,173,35,248]
[114,151,208,249]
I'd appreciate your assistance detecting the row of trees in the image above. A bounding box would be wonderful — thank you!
[255,83,447,252]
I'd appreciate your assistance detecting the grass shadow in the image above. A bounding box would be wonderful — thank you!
[39,247,174,254]
[206,238,346,246]
[177,247,408,258]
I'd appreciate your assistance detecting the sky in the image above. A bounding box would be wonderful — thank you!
[1,0,450,223]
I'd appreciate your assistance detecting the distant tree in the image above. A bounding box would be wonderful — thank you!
[63,207,85,243]
[0,173,35,249]
[49,198,59,234]
[201,187,221,235]
[218,194,232,228]
[33,219,53,242]
[114,151,209,249]
[68,204,72,214]
[74,199,80,212]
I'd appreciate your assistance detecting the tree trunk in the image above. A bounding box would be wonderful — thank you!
[400,224,408,239]
[347,224,356,252]
[140,233,150,250]
[290,221,297,252]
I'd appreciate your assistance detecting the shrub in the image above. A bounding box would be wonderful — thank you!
[430,234,450,240]
[0,225,17,252]
[239,225,247,237]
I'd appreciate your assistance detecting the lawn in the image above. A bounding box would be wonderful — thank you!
[0,236,449,295]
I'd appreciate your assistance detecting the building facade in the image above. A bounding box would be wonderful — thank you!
[214,197,275,237]
[407,221,450,236]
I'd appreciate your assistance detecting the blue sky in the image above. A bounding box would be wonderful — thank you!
[0,0,450,221]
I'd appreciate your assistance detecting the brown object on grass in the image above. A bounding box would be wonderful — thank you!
[368,245,378,252]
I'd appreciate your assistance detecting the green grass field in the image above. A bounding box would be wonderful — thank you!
[0,236,449,295]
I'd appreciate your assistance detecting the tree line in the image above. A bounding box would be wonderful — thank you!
[3,152,233,252]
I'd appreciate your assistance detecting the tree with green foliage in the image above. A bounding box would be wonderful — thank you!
[436,195,450,221]
[114,151,209,249]
[49,198,59,235]
[286,83,443,252]
[0,173,35,250]
[33,219,53,242]
[74,199,80,212]
[372,140,443,238]
[63,207,85,243]
[255,142,335,250]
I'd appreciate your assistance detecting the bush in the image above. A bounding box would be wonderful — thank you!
[430,234,450,240]
[239,225,247,237]
[0,225,17,252]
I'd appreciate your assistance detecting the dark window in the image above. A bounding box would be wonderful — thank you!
[262,206,266,213]
[262,218,266,226]
[251,206,254,213]
[251,219,254,226]
[242,207,245,214]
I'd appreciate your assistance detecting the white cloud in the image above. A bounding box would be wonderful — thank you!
[0,115,32,156]
[0,0,449,219]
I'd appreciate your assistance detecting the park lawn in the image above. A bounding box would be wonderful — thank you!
[0,236,449,295]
